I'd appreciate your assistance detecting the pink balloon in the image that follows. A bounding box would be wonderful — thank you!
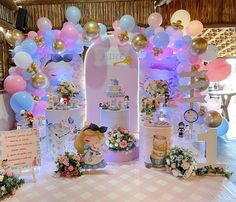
[32,101,48,117]
[15,67,22,75]
[186,20,203,37]
[61,24,78,40]
[163,47,173,56]
[154,26,165,33]
[37,17,52,32]
[34,89,46,97]
[148,13,163,29]
[206,59,231,82]
[54,30,61,39]
[189,55,202,64]
[8,67,17,75]
[28,31,38,39]
[37,30,43,37]
[140,27,145,34]
[112,20,120,30]
[63,22,74,28]
[4,75,26,94]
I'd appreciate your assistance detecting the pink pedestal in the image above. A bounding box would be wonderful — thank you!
[103,146,139,162]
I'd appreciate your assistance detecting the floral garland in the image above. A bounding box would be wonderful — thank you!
[57,81,79,98]
[107,128,136,152]
[165,147,197,179]
[55,152,83,178]
[165,147,233,179]
[0,168,24,199]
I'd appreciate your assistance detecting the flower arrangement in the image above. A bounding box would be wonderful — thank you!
[165,147,233,179]
[0,168,24,199]
[107,128,136,152]
[140,97,157,118]
[57,81,79,98]
[146,80,169,101]
[55,152,83,178]
[165,147,197,179]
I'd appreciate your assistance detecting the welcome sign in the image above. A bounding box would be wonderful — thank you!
[0,128,41,169]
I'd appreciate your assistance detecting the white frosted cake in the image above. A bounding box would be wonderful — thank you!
[105,79,125,97]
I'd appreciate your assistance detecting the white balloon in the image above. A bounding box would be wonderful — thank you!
[202,44,218,61]
[171,9,191,28]
[13,51,33,69]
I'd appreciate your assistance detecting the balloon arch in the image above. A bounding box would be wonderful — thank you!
[4,7,231,135]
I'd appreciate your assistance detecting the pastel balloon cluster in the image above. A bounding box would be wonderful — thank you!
[6,6,100,120]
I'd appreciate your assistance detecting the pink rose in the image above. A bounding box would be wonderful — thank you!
[73,170,79,176]
[60,156,69,166]
[119,140,128,148]
[68,166,74,171]
[6,169,13,177]
[108,136,114,141]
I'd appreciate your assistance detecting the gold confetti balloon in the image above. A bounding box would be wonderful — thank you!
[132,34,148,51]
[53,39,65,52]
[204,110,222,128]
[31,73,48,89]
[84,21,100,39]
[191,37,208,54]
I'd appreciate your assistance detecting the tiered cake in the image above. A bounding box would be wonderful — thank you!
[100,79,138,162]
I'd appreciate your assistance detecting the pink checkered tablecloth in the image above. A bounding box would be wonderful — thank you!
[5,161,236,202]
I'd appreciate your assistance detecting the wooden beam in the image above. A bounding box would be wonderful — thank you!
[0,0,18,10]
[0,19,15,30]
[15,0,150,5]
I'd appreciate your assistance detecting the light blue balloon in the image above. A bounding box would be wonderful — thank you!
[15,113,23,122]
[10,91,35,113]
[75,24,84,33]
[217,117,229,136]
[22,69,32,80]
[166,26,174,36]
[65,6,81,24]
[174,39,185,49]
[21,39,38,55]
[153,32,169,49]
[74,40,84,54]
[43,30,55,45]
[119,15,135,32]
[13,45,22,55]
[183,35,192,46]
[132,25,139,33]
[99,23,107,35]
[144,27,154,38]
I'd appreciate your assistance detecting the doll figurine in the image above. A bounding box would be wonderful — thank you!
[74,123,107,169]
[178,122,185,138]
[124,95,129,109]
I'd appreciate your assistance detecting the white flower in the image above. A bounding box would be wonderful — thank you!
[192,171,196,177]
[1,186,5,191]
[166,158,170,165]
[115,143,118,147]
[0,175,4,182]
[171,163,176,168]
[182,161,190,170]
[172,169,180,177]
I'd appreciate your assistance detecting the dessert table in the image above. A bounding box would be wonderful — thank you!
[208,91,236,121]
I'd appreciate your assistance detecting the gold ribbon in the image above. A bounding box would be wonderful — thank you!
[113,56,133,66]
[32,95,40,101]
[153,48,163,56]
[34,36,45,47]
[27,62,39,74]
[171,20,184,30]
[118,31,129,42]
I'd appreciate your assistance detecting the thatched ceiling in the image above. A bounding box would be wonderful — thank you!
[3,0,236,57]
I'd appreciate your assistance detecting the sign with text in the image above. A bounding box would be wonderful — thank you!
[0,128,41,169]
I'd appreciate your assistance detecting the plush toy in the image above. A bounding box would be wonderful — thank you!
[74,123,107,169]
